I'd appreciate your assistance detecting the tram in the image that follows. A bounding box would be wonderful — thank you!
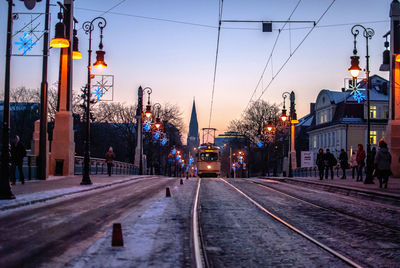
[196,143,221,178]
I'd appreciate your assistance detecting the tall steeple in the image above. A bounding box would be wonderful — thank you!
[187,99,200,151]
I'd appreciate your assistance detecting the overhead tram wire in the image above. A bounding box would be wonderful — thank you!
[208,0,224,129]
[253,0,337,104]
[245,0,302,112]
[75,6,387,31]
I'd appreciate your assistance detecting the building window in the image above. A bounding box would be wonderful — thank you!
[370,105,377,119]
[383,106,388,119]
[313,136,317,148]
[381,130,386,141]
[370,131,377,145]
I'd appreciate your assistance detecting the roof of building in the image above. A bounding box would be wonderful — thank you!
[297,74,389,132]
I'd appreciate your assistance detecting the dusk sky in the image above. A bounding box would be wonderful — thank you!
[0,0,392,142]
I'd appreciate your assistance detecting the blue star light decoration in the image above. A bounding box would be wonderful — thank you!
[153,131,161,140]
[189,156,194,165]
[143,122,152,132]
[171,148,176,155]
[353,90,366,103]
[257,140,263,148]
[92,87,105,100]
[161,137,168,146]
[14,33,36,55]
[348,83,366,103]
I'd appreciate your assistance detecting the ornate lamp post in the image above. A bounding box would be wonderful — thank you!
[348,24,375,184]
[80,17,107,185]
[135,87,152,175]
[281,91,297,177]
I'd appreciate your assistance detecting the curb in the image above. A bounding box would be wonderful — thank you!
[259,177,400,206]
[1,176,147,211]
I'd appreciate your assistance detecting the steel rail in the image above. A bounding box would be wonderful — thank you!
[192,178,203,268]
[253,180,400,232]
[220,178,362,268]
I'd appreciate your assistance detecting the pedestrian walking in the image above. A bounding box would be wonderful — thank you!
[356,144,366,181]
[10,135,26,185]
[339,149,348,179]
[316,148,325,180]
[324,149,336,180]
[350,151,358,179]
[374,140,392,188]
[105,147,115,176]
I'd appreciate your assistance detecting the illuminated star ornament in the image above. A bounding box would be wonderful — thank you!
[353,90,366,103]
[348,83,366,103]
[14,33,36,55]
[153,131,161,140]
[257,140,263,148]
[92,87,105,100]
[161,137,168,146]
[143,122,152,132]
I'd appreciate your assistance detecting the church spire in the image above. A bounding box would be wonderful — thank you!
[187,99,200,150]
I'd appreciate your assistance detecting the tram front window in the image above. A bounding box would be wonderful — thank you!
[200,152,218,161]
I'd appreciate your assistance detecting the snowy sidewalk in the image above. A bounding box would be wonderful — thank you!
[0,175,142,211]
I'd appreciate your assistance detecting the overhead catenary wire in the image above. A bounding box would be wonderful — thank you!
[251,0,337,108]
[244,0,302,112]
[208,0,224,129]
[74,6,386,31]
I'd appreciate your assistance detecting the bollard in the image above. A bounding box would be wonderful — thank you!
[166,187,171,197]
[180,178,183,185]
[112,223,124,247]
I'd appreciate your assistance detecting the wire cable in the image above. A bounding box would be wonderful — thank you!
[208,0,224,128]
[254,0,337,104]
[75,6,387,31]
[244,0,302,112]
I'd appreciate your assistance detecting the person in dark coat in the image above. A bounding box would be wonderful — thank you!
[324,149,335,180]
[10,135,26,185]
[356,144,366,181]
[105,147,115,176]
[339,149,348,179]
[374,140,392,188]
[316,148,325,180]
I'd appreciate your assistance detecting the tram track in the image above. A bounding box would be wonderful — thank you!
[251,180,400,233]
[219,178,363,268]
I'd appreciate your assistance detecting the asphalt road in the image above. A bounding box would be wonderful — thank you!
[1,176,398,267]
[0,176,175,268]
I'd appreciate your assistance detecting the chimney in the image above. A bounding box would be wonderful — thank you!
[310,103,315,114]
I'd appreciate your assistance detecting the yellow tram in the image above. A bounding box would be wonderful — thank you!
[196,143,221,178]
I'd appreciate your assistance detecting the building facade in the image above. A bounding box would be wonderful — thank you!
[306,75,389,161]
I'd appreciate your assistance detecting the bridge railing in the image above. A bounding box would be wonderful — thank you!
[74,156,136,175]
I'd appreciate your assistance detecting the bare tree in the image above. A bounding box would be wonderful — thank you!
[228,100,282,143]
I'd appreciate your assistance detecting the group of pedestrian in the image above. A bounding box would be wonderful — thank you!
[316,140,392,188]
[316,148,337,180]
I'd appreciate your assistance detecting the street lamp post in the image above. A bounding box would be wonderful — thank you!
[0,0,15,199]
[135,87,152,175]
[349,24,375,184]
[281,91,297,177]
[81,17,107,185]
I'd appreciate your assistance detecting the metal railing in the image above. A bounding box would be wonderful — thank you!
[74,156,136,175]
[8,155,136,181]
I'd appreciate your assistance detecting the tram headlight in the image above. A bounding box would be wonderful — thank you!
[207,165,211,169]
